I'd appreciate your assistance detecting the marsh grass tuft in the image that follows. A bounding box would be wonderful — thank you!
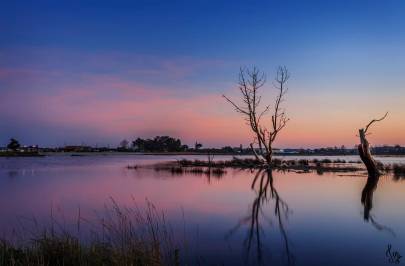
[158,157,364,174]
[393,164,405,180]
[0,200,180,266]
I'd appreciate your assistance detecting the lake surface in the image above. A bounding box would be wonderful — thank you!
[1,154,405,265]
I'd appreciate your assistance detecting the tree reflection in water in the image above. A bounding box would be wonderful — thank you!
[361,174,395,236]
[227,169,294,265]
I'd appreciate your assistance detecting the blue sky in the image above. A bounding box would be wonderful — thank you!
[1,0,405,147]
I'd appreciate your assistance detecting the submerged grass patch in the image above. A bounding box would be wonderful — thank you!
[153,157,365,174]
[152,165,227,178]
[134,158,405,177]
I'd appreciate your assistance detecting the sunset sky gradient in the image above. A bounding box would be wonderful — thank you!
[1,0,405,148]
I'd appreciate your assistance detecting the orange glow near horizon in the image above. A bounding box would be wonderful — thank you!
[3,83,404,148]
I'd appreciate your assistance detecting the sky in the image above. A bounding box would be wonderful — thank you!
[1,0,405,148]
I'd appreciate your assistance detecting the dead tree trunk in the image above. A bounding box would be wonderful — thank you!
[358,112,388,177]
[358,129,380,177]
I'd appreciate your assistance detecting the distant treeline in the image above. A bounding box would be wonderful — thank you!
[290,145,405,156]
[131,136,188,152]
[130,136,240,153]
[2,137,405,155]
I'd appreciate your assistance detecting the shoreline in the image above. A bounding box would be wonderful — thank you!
[2,151,405,158]
[2,151,405,157]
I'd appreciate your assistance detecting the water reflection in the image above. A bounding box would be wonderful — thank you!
[361,174,395,236]
[361,174,379,221]
[151,165,227,183]
[227,169,294,265]
[2,156,405,265]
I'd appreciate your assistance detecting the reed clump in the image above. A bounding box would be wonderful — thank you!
[136,157,405,176]
[175,157,360,172]
[177,157,262,169]
[153,164,227,178]
[393,164,405,179]
[298,159,309,166]
[141,157,368,175]
[0,200,180,266]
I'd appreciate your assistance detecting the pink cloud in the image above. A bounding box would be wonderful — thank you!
[0,71,248,146]
[2,47,404,147]
[4,77,405,147]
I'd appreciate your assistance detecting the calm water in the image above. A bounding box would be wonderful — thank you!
[1,154,405,265]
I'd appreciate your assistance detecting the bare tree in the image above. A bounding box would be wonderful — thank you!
[358,112,388,177]
[223,66,290,166]
[357,112,396,236]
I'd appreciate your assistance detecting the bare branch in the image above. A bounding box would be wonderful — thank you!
[257,105,270,123]
[364,112,388,134]
[222,95,249,115]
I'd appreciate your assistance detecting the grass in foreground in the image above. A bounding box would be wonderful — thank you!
[0,200,180,266]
